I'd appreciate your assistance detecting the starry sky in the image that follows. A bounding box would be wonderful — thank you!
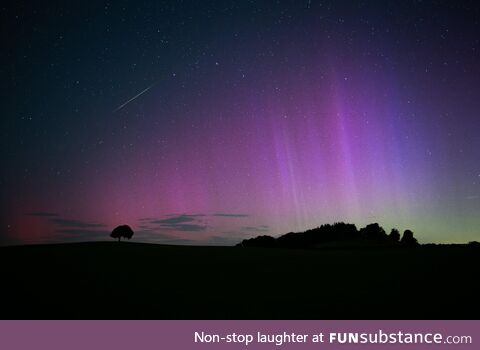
[2,0,480,245]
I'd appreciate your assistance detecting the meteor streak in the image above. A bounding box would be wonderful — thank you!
[114,83,156,112]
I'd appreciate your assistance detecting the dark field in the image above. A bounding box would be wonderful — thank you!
[1,242,479,319]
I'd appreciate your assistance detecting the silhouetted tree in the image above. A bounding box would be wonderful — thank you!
[389,228,401,242]
[276,222,360,248]
[239,222,422,249]
[110,225,134,242]
[468,241,480,248]
[359,223,387,241]
[400,229,418,246]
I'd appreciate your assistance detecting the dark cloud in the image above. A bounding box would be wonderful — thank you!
[51,218,107,229]
[138,217,156,222]
[26,212,59,217]
[135,212,253,234]
[50,218,110,242]
[134,229,198,245]
[151,215,197,225]
[241,225,270,232]
[141,214,207,232]
[213,213,249,218]
[163,224,206,232]
[155,221,207,232]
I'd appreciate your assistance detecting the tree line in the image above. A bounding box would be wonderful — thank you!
[238,222,418,248]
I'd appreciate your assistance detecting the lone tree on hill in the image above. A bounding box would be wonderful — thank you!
[110,225,134,242]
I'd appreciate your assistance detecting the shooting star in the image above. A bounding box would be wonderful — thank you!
[114,83,156,112]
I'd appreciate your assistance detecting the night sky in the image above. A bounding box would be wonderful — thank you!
[2,1,479,245]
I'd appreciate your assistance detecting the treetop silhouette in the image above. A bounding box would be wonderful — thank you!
[110,225,134,242]
[401,229,418,246]
[238,222,419,249]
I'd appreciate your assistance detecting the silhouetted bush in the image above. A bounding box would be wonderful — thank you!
[110,225,134,242]
[400,229,418,246]
[389,228,401,242]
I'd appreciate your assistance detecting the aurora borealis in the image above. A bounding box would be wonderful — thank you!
[2,1,479,245]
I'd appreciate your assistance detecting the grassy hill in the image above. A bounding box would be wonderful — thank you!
[0,241,478,319]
